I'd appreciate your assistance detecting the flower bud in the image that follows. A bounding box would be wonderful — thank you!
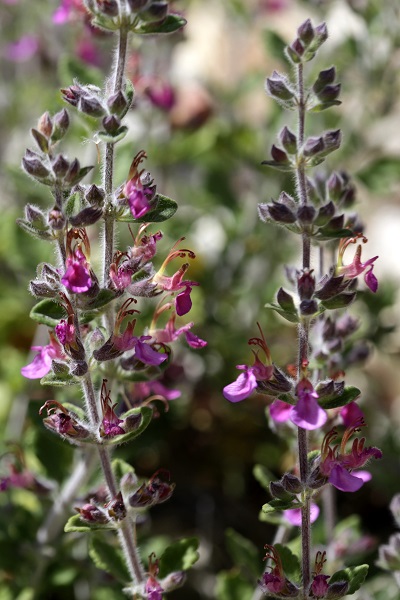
[315,201,335,226]
[79,96,105,118]
[317,84,341,103]
[52,154,70,178]
[297,269,315,300]
[48,207,65,230]
[106,492,127,521]
[299,299,318,316]
[86,184,105,206]
[303,136,324,157]
[91,0,119,16]
[22,155,51,179]
[313,66,336,94]
[271,144,289,164]
[69,206,103,227]
[281,473,302,494]
[315,274,347,300]
[297,19,314,46]
[286,39,305,64]
[107,90,130,116]
[260,201,296,224]
[25,204,46,227]
[270,481,295,501]
[297,205,316,225]
[141,1,168,24]
[279,126,297,154]
[51,108,70,142]
[38,112,53,138]
[70,360,89,377]
[128,0,151,11]
[75,503,109,524]
[326,581,350,599]
[102,114,121,134]
[323,129,341,154]
[265,71,295,101]
[64,158,80,185]
[160,571,186,592]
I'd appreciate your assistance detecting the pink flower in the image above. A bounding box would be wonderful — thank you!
[284,503,319,526]
[336,235,378,292]
[6,35,38,62]
[259,545,298,596]
[340,401,364,427]
[52,0,85,24]
[152,314,207,349]
[21,334,63,379]
[100,380,125,438]
[123,151,157,220]
[290,378,327,431]
[145,554,164,600]
[144,79,176,111]
[62,229,93,293]
[269,399,292,422]
[311,574,330,598]
[320,420,382,492]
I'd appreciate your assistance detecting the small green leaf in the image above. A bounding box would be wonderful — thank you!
[215,570,253,600]
[112,458,135,482]
[262,30,287,61]
[261,160,293,172]
[314,227,354,241]
[63,402,87,422]
[17,219,53,241]
[262,499,297,514]
[89,534,131,583]
[329,564,369,594]
[134,14,187,35]
[309,100,342,112]
[115,363,166,382]
[158,537,199,579]
[225,529,260,579]
[265,302,299,323]
[276,393,296,405]
[97,127,128,144]
[318,386,361,409]
[40,370,80,387]
[258,509,283,524]
[30,299,66,327]
[277,287,296,313]
[64,514,115,533]
[31,128,49,153]
[275,544,301,582]
[82,288,121,311]
[58,55,104,88]
[101,406,153,446]
[64,192,81,218]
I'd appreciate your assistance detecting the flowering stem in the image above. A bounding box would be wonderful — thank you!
[102,25,129,296]
[295,61,312,597]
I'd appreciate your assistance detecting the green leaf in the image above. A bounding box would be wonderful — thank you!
[89,534,131,584]
[309,100,342,112]
[215,570,253,600]
[115,363,167,382]
[314,227,354,241]
[58,54,104,88]
[158,537,199,579]
[358,157,400,193]
[225,528,260,579]
[265,302,299,324]
[258,509,283,524]
[134,14,187,35]
[329,564,369,594]
[64,514,115,533]
[318,386,361,409]
[64,192,81,218]
[262,499,297,514]
[17,219,53,241]
[82,288,121,311]
[261,160,293,172]
[97,127,128,144]
[276,393,296,406]
[274,544,301,583]
[62,402,87,422]
[101,406,153,446]
[253,464,274,491]
[30,299,66,327]
[116,194,178,224]
[40,369,80,387]
[262,30,287,61]
[112,458,135,482]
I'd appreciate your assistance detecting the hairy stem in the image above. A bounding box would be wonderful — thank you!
[296,61,312,597]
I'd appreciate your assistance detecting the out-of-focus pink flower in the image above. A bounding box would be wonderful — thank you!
[284,503,319,526]
[336,234,378,292]
[340,401,364,427]
[152,314,207,350]
[76,38,101,66]
[144,78,176,111]
[21,334,63,379]
[52,0,85,24]
[269,399,292,422]
[6,35,38,62]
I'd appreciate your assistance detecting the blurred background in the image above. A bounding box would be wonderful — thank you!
[1,0,400,598]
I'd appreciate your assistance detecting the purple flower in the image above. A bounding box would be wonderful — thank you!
[269,399,292,422]
[336,234,378,292]
[320,420,382,492]
[340,401,364,428]
[144,79,176,111]
[259,546,298,596]
[122,151,157,220]
[62,229,93,293]
[21,334,63,379]
[284,503,319,526]
[134,337,168,366]
[224,325,274,403]
[145,554,164,600]
[290,378,327,431]
[311,574,330,598]
[100,380,125,438]
[152,315,207,349]
[6,35,38,62]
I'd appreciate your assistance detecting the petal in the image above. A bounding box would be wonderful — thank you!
[134,341,167,366]
[284,503,319,526]
[353,470,372,483]
[21,348,52,379]
[365,268,378,293]
[185,330,207,349]
[175,288,192,316]
[269,399,292,423]
[340,402,364,427]
[329,464,364,492]
[223,369,257,403]
[290,396,327,430]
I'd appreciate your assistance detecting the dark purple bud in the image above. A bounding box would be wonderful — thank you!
[281,473,302,494]
[52,154,70,178]
[102,114,121,134]
[69,206,103,227]
[279,191,296,210]
[297,204,316,224]
[297,19,315,46]
[269,481,294,500]
[70,360,89,376]
[346,341,370,364]
[265,201,297,224]
[79,96,105,118]
[95,0,119,16]
[315,274,347,300]
[141,1,168,23]
[76,503,108,524]
[31,128,49,154]
[341,185,356,208]
[64,158,80,185]
[277,287,296,312]
[327,172,343,199]
[323,129,341,152]
[308,467,327,490]
[41,263,60,282]
[124,412,142,432]
[52,108,70,142]
[271,144,289,164]
[335,313,359,337]
[299,299,318,315]
[317,83,341,103]
[161,571,186,592]
[315,201,336,226]
[128,0,151,11]
[327,214,345,230]
[48,207,65,230]
[303,136,325,157]
[107,91,130,116]
[279,126,297,154]
[22,155,51,179]
[313,66,336,93]
[25,204,46,226]
[326,581,350,599]
[61,85,83,107]
[86,184,105,206]
[29,280,58,298]
[313,22,328,48]
[265,71,295,101]
[297,269,315,300]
